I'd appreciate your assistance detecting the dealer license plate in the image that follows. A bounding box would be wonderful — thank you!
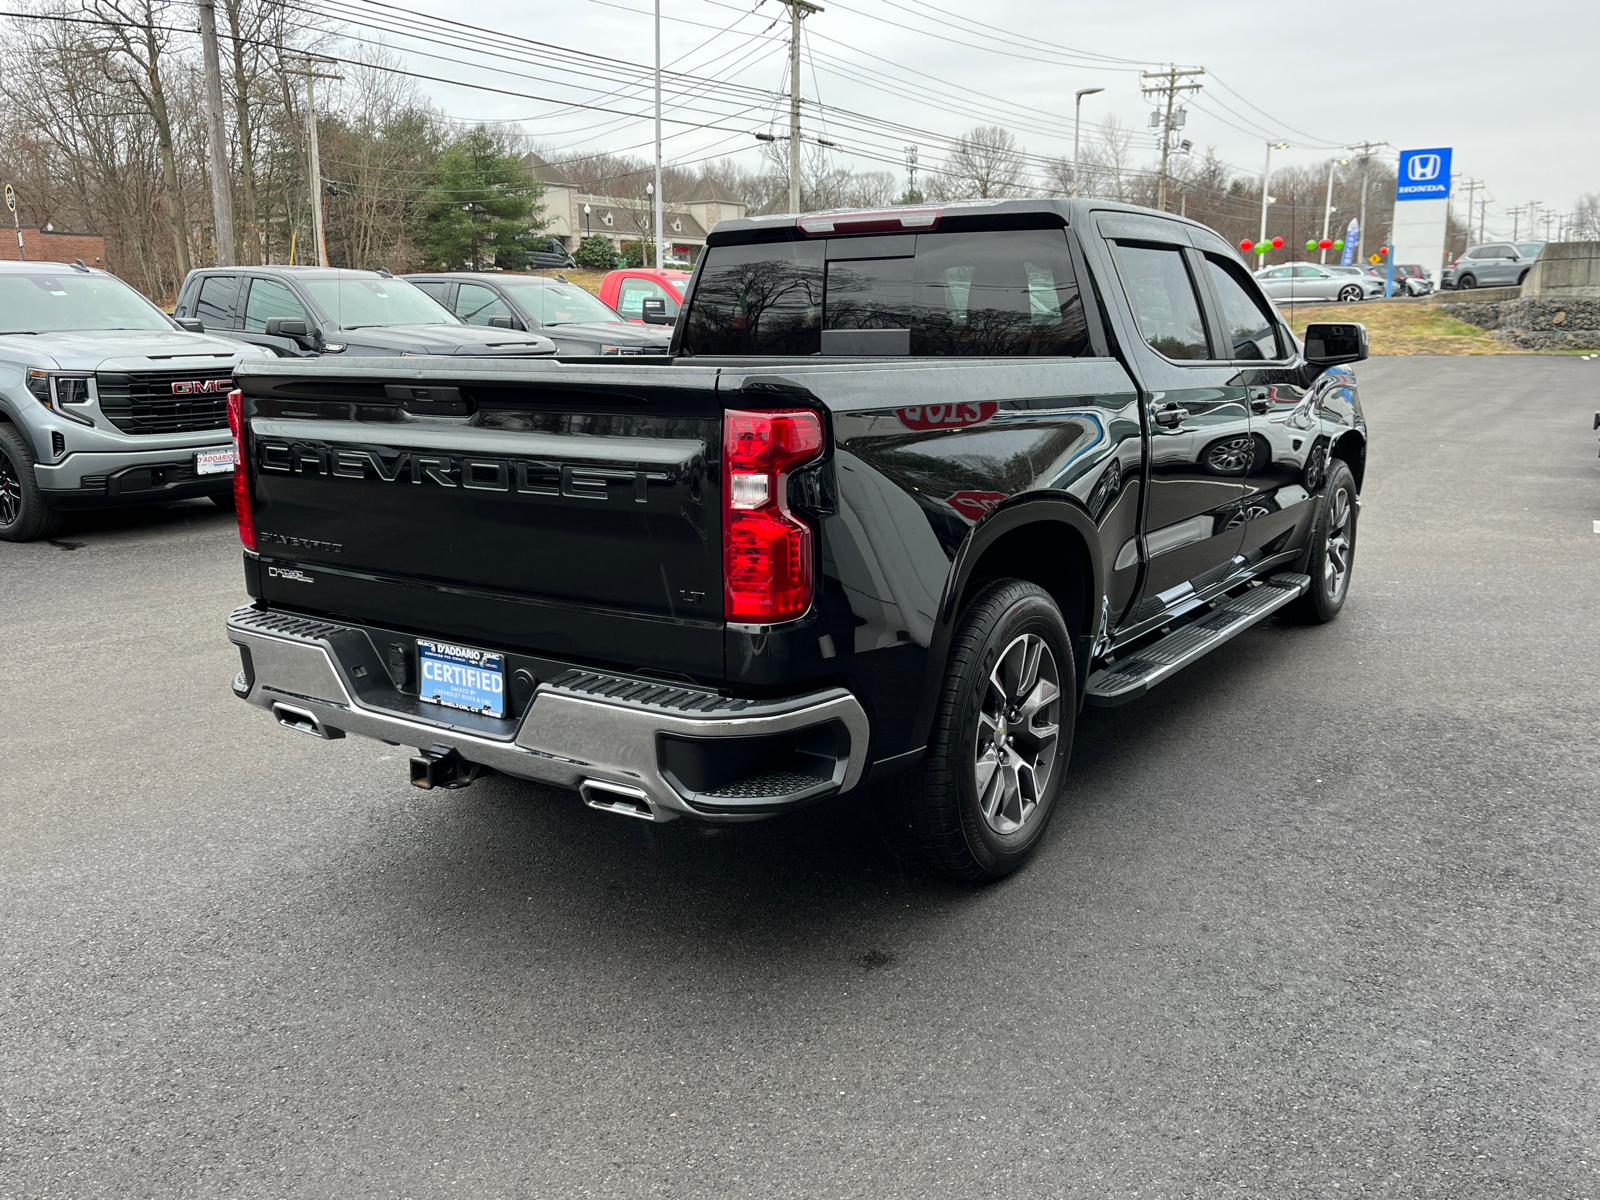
[195,447,236,475]
[417,640,505,717]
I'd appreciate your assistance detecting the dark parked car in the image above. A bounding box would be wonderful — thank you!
[404,272,671,356]
[174,266,556,359]
[223,199,1367,881]
[522,238,577,270]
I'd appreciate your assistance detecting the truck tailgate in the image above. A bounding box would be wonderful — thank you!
[239,362,726,679]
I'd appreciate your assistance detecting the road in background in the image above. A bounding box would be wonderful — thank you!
[3,357,1598,1198]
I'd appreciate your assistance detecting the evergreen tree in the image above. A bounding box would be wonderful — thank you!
[423,126,546,269]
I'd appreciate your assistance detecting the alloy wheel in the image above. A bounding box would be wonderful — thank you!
[1206,436,1254,474]
[1324,485,1354,601]
[973,633,1061,835]
[1339,285,1362,303]
[0,449,21,528]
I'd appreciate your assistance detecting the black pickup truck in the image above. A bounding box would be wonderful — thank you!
[223,199,1367,881]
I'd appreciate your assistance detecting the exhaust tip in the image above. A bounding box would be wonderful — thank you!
[271,702,344,740]
[580,779,659,822]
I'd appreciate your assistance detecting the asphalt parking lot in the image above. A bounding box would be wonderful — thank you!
[3,356,1598,1199]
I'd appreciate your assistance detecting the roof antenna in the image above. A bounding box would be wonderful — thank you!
[376,266,393,278]
[71,258,90,273]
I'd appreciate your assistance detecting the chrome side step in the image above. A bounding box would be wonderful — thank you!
[1084,574,1311,707]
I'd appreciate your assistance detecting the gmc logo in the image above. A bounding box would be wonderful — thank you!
[171,378,232,395]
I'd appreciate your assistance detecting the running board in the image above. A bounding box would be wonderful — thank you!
[1085,574,1311,707]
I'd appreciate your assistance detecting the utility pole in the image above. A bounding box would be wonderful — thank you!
[778,0,822,215]
[197,0,235,265]
[1478,195,1490,245]
[1141,66,1203,212]
[1072,87,1103,197]
[653,0,664,270]
[1259,140,1287,247]
[1320,156,1349,263]
[1456,178,1483,252]
[904,144,919,200]
[1347,140,1386,262]
[283,54,340,267]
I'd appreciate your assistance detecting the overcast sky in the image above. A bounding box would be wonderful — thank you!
[380,0,1595,241]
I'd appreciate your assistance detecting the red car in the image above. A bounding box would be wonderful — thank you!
[598,268,692,325]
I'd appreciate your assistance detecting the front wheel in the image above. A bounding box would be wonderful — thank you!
[1457,274,1476,290]
[873,579,1075,882]
[1338,284,1363,303]
[1286,459,1357,624]
[0,424,62,542]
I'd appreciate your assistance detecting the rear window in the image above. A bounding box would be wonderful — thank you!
[679,229,1090,356]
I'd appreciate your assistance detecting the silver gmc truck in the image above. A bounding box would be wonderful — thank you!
[0,259,269,541]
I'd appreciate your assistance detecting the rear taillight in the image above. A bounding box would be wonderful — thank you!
[723,408,824,623]
[226,389,256,551]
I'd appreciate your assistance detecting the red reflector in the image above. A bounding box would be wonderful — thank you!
[226,389,256,552]
[797,206,941,236]
[723,409,823,623]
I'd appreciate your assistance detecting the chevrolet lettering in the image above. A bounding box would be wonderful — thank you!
[225,198,1369,881]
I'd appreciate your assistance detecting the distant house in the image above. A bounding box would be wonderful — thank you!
[0,226,108,267]
[523,152,747,263]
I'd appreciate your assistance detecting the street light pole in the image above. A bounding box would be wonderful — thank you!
[583,204,591,238]
[1259,141,1287,247]
[653,0,664,271]
[1320,157,1348,263]
[1072,87,1103,197]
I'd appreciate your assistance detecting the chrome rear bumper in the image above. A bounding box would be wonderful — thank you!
[225,606,869,821]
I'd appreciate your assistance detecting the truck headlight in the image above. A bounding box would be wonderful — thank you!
[27,369,95,425]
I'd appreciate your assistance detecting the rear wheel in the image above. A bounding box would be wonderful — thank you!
[873,579,1075,882]
[1457,274,1476,290]
[0,424,62,543]
[1286,459,1357,624]
[1338,284,1363,303]
[1517,270,1529,286]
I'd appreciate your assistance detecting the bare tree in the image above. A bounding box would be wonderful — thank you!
[932,126,1029,200]
[1572,192,1600,241]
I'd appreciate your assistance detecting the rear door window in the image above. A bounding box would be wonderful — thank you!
[194,275,240,328]
[243,278,308,332]
[1112,243,1210,360]
[1204,256,1281,361]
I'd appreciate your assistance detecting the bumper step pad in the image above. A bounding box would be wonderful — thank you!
[1085,574,1310,707]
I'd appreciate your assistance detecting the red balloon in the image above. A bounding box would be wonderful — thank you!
[1318,238,1333,250]
[1239,239,1253,252]
[1271,237,1284,249]
[1379,245,1389,255]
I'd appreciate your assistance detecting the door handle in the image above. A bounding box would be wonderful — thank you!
[1250,397,1272,414]
[1152,402,1189,429]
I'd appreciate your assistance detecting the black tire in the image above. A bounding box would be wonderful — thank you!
[1337,284,1363,303]
[1517,270,1529,286]
[209,492,236,511]
[1457,274,1476,290]
[0,423,62,543]
[873,579,1076,882]
[1285,459,1357,624]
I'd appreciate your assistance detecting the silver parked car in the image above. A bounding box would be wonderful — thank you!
[1255,262,1382,303]
[1442,242,1544,290]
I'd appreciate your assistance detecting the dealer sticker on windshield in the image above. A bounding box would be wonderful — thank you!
[417,640,505,717]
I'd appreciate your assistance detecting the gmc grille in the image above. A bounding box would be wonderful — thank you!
[96,370,233,435]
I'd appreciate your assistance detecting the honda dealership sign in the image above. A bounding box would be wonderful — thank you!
[1392,147,1454,278]
[1396,148,1453,201]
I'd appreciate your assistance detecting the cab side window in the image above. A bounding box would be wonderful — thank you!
[455,283,515,326]
[1113,243,1210,360]
[195,275,241,328]
[410,280,450,302]
[1204,256,1281,361]
[243,278,308,332]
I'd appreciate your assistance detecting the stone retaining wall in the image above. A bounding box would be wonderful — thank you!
[1440,298,1600,350]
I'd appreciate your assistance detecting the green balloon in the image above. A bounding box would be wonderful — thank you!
[1306,240,1317,251]
[1255,243,1269,254]
[1334,239,1345,250]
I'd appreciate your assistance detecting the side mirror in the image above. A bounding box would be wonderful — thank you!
[640,297,672,325]
[264,317,310,342]
[175,317,205,334]
[1303,321,1368,367]
[488,315,516,329]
